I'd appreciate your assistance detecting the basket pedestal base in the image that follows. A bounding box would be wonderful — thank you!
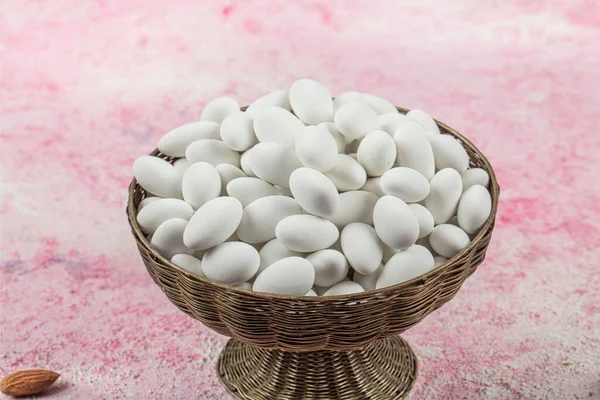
[217,336,418,400]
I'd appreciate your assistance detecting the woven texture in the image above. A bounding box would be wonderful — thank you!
[126,107,500,353]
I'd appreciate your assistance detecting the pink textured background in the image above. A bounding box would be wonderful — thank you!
[2,1,599,399]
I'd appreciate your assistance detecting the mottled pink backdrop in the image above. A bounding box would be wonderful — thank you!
[1,1,599,399]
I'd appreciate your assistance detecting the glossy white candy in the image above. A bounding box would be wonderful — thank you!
[257,238,302,276]
[171,254,204,277]
[226,177,281,207]
[361,177,384,197]
[318,122,346,153]
[200,97,240,123]
[341,223,383,275]
[138,196,161,211]
[323,281,365,296]
[289,78,334,125]
[248,142,302,187]
[289,168,340,218]
[334,102,379,140]
[357,130,397,177]
[220,112,257,151]
[253,257,315,295]
[182,162,221,209]
[184,197,243,250]
[425,168,463,225]
[328,191,377,228]
[429,224,471,258]
[333,91,363,111]
[380,167,430,203]
[151,218,193,259]
[457,185,491,234]
[394,121,435,180]
[373,196,419,250]
[246,90,291,116]
[294,126,338,172]
[276,215,339,252]
[382,245,399,263]
[431,134,470,173]
[237,196,302,244]
[325,155,367,192]
[173,158,190,175]
[408,203,435,239]
[253,106,304,147]
[406,109,440,137]
[158,121,220,157]
[434,256,448,267]
[362,94,398,115]
[353,264,382,291]
[306,249,349,287]
[133,156,182,198]
[186,139,241,167]
[137,198,194,234]
[378,112,406,135]
[202,242,260,285]
[461,168,490,191]
[376,245,435,289]
[216,164,246,195]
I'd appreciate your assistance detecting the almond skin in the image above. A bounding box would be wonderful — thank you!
[0,369,60,396]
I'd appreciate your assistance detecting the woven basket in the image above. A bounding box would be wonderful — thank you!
[127,107,500,400]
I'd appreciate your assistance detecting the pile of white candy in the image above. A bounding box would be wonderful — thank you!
[133,79,492,297]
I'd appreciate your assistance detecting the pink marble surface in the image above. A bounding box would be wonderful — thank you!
[2,0,599,399]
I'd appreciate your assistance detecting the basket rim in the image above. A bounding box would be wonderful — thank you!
[127,106,500,302]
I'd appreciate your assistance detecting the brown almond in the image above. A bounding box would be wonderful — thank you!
[0,369,60,397]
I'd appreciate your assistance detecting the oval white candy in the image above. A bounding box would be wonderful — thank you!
[257,238,302,276]
[137,198,194,234]
[373,196,419,250]
[183,197,243,250]
[378,112,406,135]
[376,245,435,288]
[226,177,281,207]
[353,264,382,291]
[333,91,363,111]
[294,126,338,172]
[289,78,334,125]
[344,139,361,154]
[457,185,491,234]
[253,106,305,147]
[408,203,434,239]
[216,164,246,195]
[248,142,302,187]
[361,177,384,198]
[235,282,253,290]
[406,109,440,137]
[434,256,448,267]
[323,281,365,296]
[186,139,241,167]
[220,111,257,151]
[334,102,379,140]
[239,149,256,177]
[133,156,182,198]
[289,168,340,218]
[158,121,220,157]
[382,245,399,263]
[306,249,349,287]
[253,257,315,295]
[173,158,190,175]
[380,167,430,203]
[362,93,398,115]
[171,254,204,277]
[357,130,397,177]
[274,185,293,197]
[318,122,346,153]
[341,223,383,275]
[304,289,318,296]
[429,224,471,258]
[182,162,221,209]
[325,154,367,192]
[202,242,260,285]
[151,218,193,259]
[138,196,161,212]
[416,236,435,254]
[425,168,463,225]
[237,196,302,244]
[200,97,240,123]
[246,90,291,117]
[431,134,470,173]
[275,215,339,252]
[328,191,377,228]
[394,121,435,180]
[461,168,490,192]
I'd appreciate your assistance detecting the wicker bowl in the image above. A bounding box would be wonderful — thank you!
[127,107,500,400]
